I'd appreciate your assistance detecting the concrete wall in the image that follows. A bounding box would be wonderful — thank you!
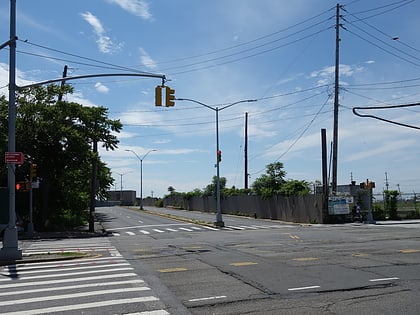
[163,193,324,224]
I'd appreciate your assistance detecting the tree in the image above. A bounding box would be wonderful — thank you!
[384,190,399,220]
[203,176,227,196]
[252,162,286,196]
[279,180,311,196]
[0,84,122,230]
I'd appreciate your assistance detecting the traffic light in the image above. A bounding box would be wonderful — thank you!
[217,150,222,163]
[29,163,37,180]
[165,86,175,107]
[16,181,30,192]
[155,86,162,106]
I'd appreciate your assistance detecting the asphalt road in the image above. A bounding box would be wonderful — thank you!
[97,206,420,315]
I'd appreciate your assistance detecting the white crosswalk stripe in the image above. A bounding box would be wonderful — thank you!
[109,223,290,236]
[0,238,168,314]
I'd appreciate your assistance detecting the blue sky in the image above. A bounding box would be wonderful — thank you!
[1,0,419,198]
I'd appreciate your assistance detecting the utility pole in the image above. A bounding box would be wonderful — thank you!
[57,65,68,102]
[0,0,22,261]
[244,112,248,189]
[332,3,341,194]
[385,172,389,190]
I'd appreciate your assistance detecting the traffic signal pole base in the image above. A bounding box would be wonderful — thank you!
[214,221,225,228]
[0,228,22,261]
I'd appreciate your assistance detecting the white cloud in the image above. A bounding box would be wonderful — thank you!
[95,82,109,93]
[106,0,152,20]
[139,48,157,69]
[80,11,122,54]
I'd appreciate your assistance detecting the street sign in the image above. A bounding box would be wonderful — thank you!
[328,195,353,215]
[4,152,24,164]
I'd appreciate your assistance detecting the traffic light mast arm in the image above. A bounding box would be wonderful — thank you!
[17,73,166,90]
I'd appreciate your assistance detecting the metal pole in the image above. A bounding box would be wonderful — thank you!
[176,98,257,227]
[0,0,22,261]
[332,3,341,194]
[126,149,156,210]
[215,108,223,226]
[140,159,143,210]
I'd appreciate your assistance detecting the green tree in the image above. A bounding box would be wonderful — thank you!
[279,179,311,196]
[1,84,122,229]
[384,190,399,220]
[252,162,286,197]
[203,176,227,196]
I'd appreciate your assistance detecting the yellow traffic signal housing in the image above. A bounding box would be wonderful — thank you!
[155,86,162,106]
[165,87,175,107]
[30,163,37,180]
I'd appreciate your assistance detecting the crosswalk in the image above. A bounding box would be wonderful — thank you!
[110,223,294,237]
[0,238,169,315]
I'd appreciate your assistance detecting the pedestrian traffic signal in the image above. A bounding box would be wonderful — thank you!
[29,163,37,180]
[155,86,162,106]
[165,86,175,107]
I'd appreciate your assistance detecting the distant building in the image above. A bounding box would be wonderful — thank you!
[107,190,137,206]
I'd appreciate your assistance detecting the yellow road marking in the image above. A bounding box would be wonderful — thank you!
[292,257,319,261]
[399,249,420,253]
[230,262,258,267]
[158,267,188,273]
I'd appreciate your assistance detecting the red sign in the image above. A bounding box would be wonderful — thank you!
[5,152,24,164]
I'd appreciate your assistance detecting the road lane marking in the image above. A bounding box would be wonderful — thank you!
[229,262,258,267]
[126,231,136,236]
[2,262,131,276]
[289,235,300,239]
[179,227,193,232]
[0,273,138,289]
[188,295,227,302]
[153,229,165,233]
[190,226,202,230]
[0,287,152,306]
[352,253,369,257]
[399,249,420,253]
[1,296,160,315]
[111,223,192,230]
[288,285,321,291]
[0,279,145,296]
[292,257,319,261]
[201,226,219,231]
[166,228,178,232]
[158,267,188,273]
[0,267,134,282]
[139,230,150,234]
[369,277,399,282]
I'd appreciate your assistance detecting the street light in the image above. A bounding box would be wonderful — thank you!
[176,98,257,227]
[125,149,157,210]
[114,171,132,205]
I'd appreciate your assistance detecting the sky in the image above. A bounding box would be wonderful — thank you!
[0,0,419,198]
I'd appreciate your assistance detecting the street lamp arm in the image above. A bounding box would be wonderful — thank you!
[125,149,141,161]
[176,98,215,111]
[177,98,258,111]
[220,99,258,111]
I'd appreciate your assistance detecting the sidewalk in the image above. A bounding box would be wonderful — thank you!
[375,219,420,225]
[0,220,106,266]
